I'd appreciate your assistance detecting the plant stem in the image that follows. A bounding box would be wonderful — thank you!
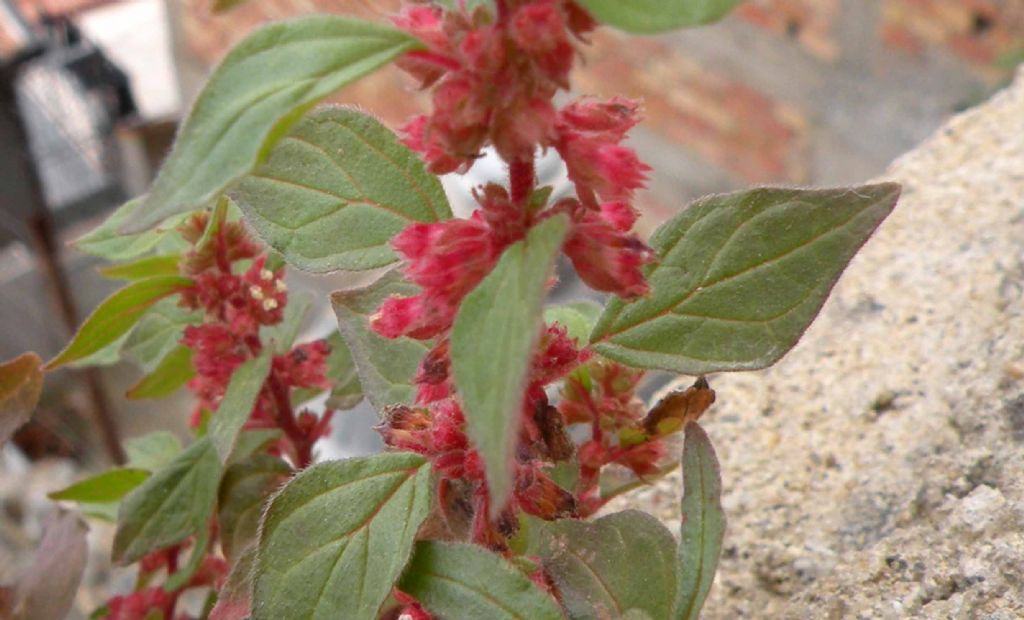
[509,158,535,205]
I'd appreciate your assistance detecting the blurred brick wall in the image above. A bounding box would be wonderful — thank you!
[168,0,1023,222]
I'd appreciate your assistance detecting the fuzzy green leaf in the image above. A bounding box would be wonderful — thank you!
[331,271,430,411]
[208,351,273,463]
[451,215,569,511]
[122,17,420,233]
[124,431,183,472]
[592,184,900,374]
[0,352,43,445]
[74,198,187,261]
[49,469,150,503]
[126,346,195,400]
[219,454,291,562]
[399,541,564,620]
[531,510,677,620]
[323,331,363,410]
[228,429,284,466]
[254,453,431,620]
[112,437,222,564]
[235,106,451,273]
[122,299,202,371]
[46,276,193,370]
[673,422,726,620]
[575,0,745,33]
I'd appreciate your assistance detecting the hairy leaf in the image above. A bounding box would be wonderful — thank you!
[532,510,677,620]
[113,437,222,564]
[122,299,202,371]
[254,453,431,620]
[122,17,420,232]
[126,345,195,400]
[399,541,563,620]
[47,276,193,369]
[451,215,569,511]
[673,423,726,620]
[331,271,430,411]
[592,184,900,374]
[74,198,186,261]
[218,453,291,562]
[0,352,43,445]
[209,351,273,462]
[228,429,284,466]
[236,106,451,273]
[575,0,745,33]
[49,468,150,503]
[124,431,183,471]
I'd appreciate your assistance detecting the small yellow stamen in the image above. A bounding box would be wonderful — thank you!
[260,269,274,281]
[275,279,288,293]
[263,298,279,311]
[249,285,264,300]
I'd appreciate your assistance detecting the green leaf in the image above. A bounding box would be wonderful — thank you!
[49,468,150,503]
[591,184,901,374]
[219,454,291,562]
[165,527,211,591]
[0,352,43,445]
[235,106,452,273]
[544,300,602,344]
[261,292,313,355]
[673,422,726,620]
[46,276,193,370]
[122,17,420,233]
[575,0,745,33]
[228,429,284,466]
[99,255,181,281]
[399,541,564,620]
[451,215,569,510]
[113,437,222,564]
[74,198,187,261]
[323,332,363,410]
[209,351,273,463]
[122,299,202,371]
[331,271,430,411]
[253,453,431,620]
[124,431,183,472]
[126,345,195,400]
[530,510,677,620]
[65,332,131,369]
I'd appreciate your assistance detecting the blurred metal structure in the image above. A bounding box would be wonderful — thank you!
[0,4,136,463]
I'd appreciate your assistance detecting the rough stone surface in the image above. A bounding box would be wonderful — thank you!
[615,68,1024,618]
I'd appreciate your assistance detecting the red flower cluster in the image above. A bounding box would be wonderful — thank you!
[176,213,333,461]
[558,358,670,516]
[395,0,594,173]
[373,0,665,554]
[379,324,585,547]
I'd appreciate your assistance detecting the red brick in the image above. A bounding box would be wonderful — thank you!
[575,30,808,184]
